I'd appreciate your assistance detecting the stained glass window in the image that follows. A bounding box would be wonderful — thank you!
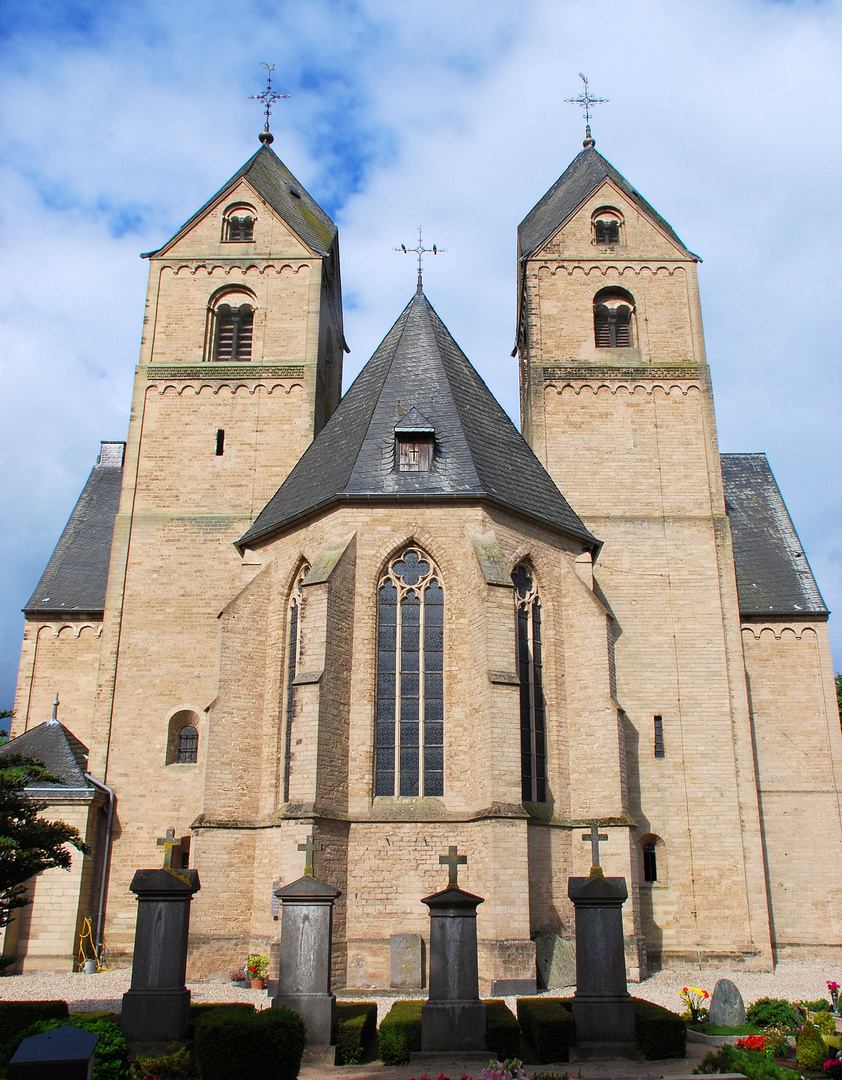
[512,563,546,803]
[282,564,309,802]
[375,548,444,798]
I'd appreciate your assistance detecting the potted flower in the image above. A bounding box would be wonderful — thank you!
[230,967,247,985]
[247,954,269,989]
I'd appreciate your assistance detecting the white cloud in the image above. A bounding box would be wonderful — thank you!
[0,0,839,707]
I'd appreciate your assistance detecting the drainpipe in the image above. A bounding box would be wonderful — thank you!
[85,774,115,964]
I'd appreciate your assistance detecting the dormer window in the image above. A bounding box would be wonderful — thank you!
[222,203,257,242]
[593,287,635,348]
[395,407,436,472]
[592,207,624,247]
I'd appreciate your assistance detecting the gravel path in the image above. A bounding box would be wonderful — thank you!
[0,958,835,1022]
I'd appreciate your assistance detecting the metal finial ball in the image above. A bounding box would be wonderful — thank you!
[259,130,274,145]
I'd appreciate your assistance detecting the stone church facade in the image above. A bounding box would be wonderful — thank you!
[5,133,840,989]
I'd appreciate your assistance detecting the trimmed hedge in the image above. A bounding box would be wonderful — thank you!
[484,999,520,1060]
[517,998,576,1063]
[379,1000,423,1066]
[194,1006,305,1080]
[0,1001,69,1070]
[336,1002,377,1065]
[632,998,686,1060]
[696,1044,801,1080]
[187,1002,255,1037]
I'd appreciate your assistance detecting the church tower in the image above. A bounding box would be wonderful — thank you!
[86,139,344,953]
[516,140,775,967]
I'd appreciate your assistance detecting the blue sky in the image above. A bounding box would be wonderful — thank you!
[0,0,840,713]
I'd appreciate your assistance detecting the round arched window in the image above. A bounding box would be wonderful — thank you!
[593,287,635,348]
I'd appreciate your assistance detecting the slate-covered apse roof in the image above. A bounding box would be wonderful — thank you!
[24,443,124,617]
[239,289,598,550]
[145,144,337,258]
[518,146,694,260]
[722,453,828,618]
[0,721,94,799]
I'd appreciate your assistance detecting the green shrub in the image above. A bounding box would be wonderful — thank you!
[378,1000,422,1065]
[746,998,799,1030]
[0,1000,68,1069]
[69,1011,120,1026]
[8,1016,130,1080]
[187,1001,255,1037]
[695,1043,801,1080]
[336,1002,377,1065]
[516,998,576,1063]
[193,1006,305,1080]
[632,997,686,1060]
[133,1047,200,1080]
[796,1019,828,1070]
[813,1011,837,1036]
[484,999,520,1061]
[802,999,832,1013]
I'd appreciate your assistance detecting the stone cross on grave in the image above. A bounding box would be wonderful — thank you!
[439,845,467,888]
[581,825,608,876]
[157,828,179,868]
[298,835,321,877]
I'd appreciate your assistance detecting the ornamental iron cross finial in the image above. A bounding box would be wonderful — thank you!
[395,227,446,293]
[298,835,321,877]
[157,828,179,869]
[582,824,608,877]
[249,62,290,145]
[439,845,467,888]
[565,73,608,148]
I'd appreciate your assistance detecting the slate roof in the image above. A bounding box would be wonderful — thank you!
[24,444,124,617]
[0,721,95,798]
[518,146,694,260]
[144,144,337,258]
[721,453,828,618]
[239,289,598,549]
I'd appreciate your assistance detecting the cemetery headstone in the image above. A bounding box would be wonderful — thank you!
[419,846,487,1054]
[9,1026,99,1080]
[391,933,423,988]
[708,979,746,1027]
[121,829,200,1051]
[567,827,639,1061]
[535,932,576,989]
[271,834,340,1051]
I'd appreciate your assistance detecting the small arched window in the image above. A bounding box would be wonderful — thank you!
[282,563,309,803]
[594,287,635,349]
[375,548,444,798]
[592,207,623,247]
[222,204,256,242]
[640,834,664,883]
[166,710,200,765]
[512,563,546,803]
[206,290,256,363]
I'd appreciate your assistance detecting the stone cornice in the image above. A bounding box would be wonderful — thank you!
[146,364,305,380]
[543,364,699,381]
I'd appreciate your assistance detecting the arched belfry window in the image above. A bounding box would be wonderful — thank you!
[206,290,256,363]
[593,287,635,349]
[592,207,624,246]
[282,564,309,803]
[375,549,444,798]
[513,563,546,803]
[222,203,256,242]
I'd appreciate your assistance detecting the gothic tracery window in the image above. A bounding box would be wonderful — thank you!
[375,549,444,798]
[513,563,546,803]
[282,564,309,802]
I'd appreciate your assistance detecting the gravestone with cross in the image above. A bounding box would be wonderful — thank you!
[418,845,486,1055]
[121,828,200,1052]
[271,834,340,1052]
[567,825,638,1060]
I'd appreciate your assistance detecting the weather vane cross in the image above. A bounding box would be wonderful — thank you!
[565,73,608,148]
[395,227,446,292]
[249,62,290,145]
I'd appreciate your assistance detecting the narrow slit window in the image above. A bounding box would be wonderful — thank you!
[216,429,225,456]
[282,565,309,803]
[513,563,546,803]
[654,715,665,758]
[643,842,658,882]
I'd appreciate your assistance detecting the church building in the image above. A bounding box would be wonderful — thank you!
[5,124,840,989]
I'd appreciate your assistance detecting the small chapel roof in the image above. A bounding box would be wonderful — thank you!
[0,721,95,798]
[518,146,695,260]
[239,290,598,549]
[24,443,125,618]
[722,453,828,618]
[142,144,337,258]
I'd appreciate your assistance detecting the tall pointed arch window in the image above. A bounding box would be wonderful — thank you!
[375,549,444,798]
[513,563,546,803]
[282,564,309,802]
